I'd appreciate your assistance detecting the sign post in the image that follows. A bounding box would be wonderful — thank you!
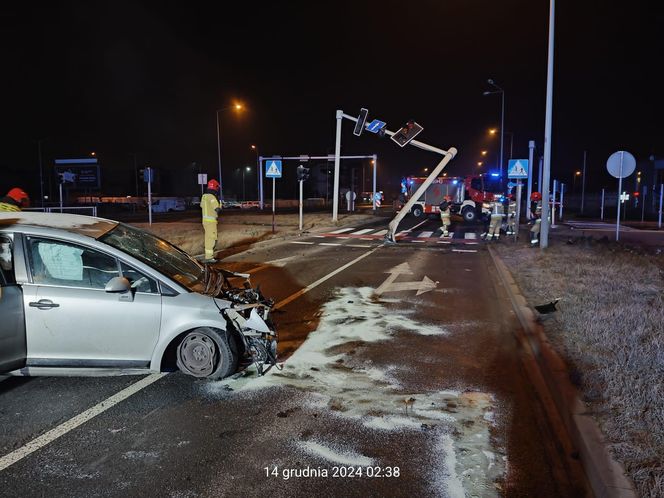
[265,160,282,233]
[659,184,663,229]
[601,189,605,220]
[508,159,529,239]
[606,150,636,241]
[145,167,153,226]
[559,183,564,221]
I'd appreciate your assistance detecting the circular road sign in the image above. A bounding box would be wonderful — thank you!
[606,150,636,179]
[345,191,356,201]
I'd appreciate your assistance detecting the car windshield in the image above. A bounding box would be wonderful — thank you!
[99,223,204,292]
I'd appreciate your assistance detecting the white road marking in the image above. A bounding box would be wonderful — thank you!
[452,249,478,253]
[321,243,341,246]
[418,231,433,238]
[275,246,381,309]
[350,228,374,235]
[329,227,355,234]
[0,373,166,472]
[347,244,372,248]
[290,241,315,245]
[360,237,374,240]
[313,235,326,238]
[464,232,478,239]
[466,242,479,245]
[412,240,426,243]
[438,241,452,244]
[373,229,388,236]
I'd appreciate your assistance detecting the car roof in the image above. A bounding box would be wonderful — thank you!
[0,211,118,239]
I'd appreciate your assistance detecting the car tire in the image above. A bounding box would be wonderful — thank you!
[462,207,476,223]
[411,205,424,218]
[176,327,236,379]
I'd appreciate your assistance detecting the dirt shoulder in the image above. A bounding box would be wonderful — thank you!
[494,238,664,498]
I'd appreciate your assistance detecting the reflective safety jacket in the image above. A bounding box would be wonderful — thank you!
[491,202,504,216]
[0,200,20,212]
[201,193,220,223]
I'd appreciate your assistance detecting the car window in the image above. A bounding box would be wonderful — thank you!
[27,237,120,289]
[0,235,14,284]
[120,262,158,294]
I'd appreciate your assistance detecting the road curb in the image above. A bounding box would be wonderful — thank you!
[487,246,636,498]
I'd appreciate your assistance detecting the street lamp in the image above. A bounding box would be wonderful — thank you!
[216,102,243,199]
[573,170,581,192]
[251,144,263,207]
[483,79,505,179]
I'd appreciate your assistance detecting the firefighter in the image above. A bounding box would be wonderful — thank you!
[486,198,505,241]
[505,195,517,235]
[201,179,221,262]
[439,195,452,237]
[0,188,30,212]
[530,191,542,245]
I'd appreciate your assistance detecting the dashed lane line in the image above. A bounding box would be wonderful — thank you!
[290,241,315,245]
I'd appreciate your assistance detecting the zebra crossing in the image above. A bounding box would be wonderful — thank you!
[295,226,482,248]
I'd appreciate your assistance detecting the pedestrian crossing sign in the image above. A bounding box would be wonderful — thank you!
[507,159,528,179]
[265,160,282,178]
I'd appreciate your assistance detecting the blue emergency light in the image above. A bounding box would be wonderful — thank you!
[490,173,500,177]
[452,180,458,185]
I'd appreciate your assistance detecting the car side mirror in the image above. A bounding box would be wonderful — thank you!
[105,276,132,293]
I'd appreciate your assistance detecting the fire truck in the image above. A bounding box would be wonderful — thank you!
[400,174,504,223]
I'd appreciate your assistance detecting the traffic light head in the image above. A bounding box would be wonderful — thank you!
[353,108,369,136]
[297,165,310,181]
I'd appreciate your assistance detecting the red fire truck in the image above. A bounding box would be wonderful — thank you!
[400,174,504,222]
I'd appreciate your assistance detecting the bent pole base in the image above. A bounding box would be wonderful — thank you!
[385,147,458,243]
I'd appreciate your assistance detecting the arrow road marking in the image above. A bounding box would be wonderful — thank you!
[374,262,438,296]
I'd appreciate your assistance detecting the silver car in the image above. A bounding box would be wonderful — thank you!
[0,212,277,379]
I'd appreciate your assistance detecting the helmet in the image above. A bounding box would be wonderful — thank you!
[530,192,542,201]
[207,179,220,191]
[7,188,30,208]
[443,195,452,202]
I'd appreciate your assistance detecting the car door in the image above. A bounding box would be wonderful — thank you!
[0,234,26,373]
[21,235,162,369]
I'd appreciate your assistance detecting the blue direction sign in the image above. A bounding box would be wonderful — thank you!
[265,160,282,178]
[507,159,529,179]
[366,119,386,133]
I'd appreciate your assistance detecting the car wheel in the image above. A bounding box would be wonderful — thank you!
[176,327,236,379]
[411,205,424,218]
[462,207,476,223]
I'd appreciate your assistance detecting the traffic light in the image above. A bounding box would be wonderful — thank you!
[297,164,310,181]
[390,120,423,147]
[353,108,369,136]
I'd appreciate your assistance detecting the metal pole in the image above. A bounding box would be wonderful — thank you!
[272,178,275,233]
[527,140,535,219]
[658,184,663,228]
[299,180,303,231]
[551,179,557,228]
[541,0,555,249]
[500,91,505,179]
[601,188,605,220]
[147,167,153,226]
[332,110,342,222]
[616,153,624,241]
[538,156,543,192]
[372,154,377,212]
[641,185,646,222]
[215,110,223,200]
[559,183,564,220]
[59,182,63,212]
[581,150,587,214]
[242,169,245,201]
[515,180,522,240]
[257,151,264,210]
[133,154,139,197]
[38,140,44,207]
[509,132,513,159]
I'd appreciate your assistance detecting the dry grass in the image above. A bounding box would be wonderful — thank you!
[496,241,664,498]
[132,212,377,257]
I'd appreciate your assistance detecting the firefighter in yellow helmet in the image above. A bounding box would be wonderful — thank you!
[439,196,452,237]
[0,188,30,212]
[201,179,221,262]
[530,191,543,245]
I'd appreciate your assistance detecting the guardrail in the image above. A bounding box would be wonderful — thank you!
[23,206,98,217]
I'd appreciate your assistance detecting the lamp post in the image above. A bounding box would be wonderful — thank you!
[240,166,251,201]
[251,145,262,207]
[573,170,581,192]
[483,79,505,178]
[216,103,243,200]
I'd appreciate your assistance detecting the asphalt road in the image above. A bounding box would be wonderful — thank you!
[0,214,586,497]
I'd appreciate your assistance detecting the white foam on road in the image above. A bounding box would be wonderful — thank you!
[297,440,374,467]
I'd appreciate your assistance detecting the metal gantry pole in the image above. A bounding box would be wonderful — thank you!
[541,0,555,249]
[333,110,343,222]
[658,184,663,228]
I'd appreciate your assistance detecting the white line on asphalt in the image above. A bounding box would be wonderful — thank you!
[312,235,326,238]
[329,227,355,234]
[290,241,315,245]
[373,229,388,236]
[437,240,452,244]
[0,373,166,472]
[418,231,433,238]
[320,243,341,246]
[350,228,374,235]
[360,237,374,240]
[346,244,372,248]
[464,232,478,239]
[412,240,426,243]
[274,246,381,309]
[466,242,479,245]
[452,249,478,253]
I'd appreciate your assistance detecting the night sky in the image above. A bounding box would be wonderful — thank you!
[2,1,663,200]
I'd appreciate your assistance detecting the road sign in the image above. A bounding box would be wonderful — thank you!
[620,192,630,202]
[197,173,208,185]
[391,121,423,147]
[507,159,529,179]
[265,160,282,178]
[607,151,636,179]
[353,108,369,136]
[366,119,386,134]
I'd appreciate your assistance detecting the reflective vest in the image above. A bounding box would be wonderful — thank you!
[508,201,517,215]
[201,193,220,223]
[0,202,20,212]
[491,202,504,216]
